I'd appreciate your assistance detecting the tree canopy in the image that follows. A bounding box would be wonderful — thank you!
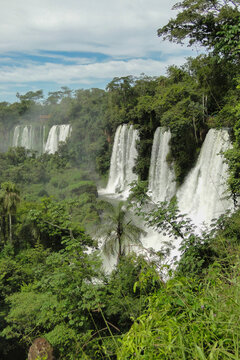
[158,0,240,60]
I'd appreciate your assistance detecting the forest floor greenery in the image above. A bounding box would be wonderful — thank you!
[0,148,239,360]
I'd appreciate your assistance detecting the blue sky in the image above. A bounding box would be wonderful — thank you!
[0,0,197,103]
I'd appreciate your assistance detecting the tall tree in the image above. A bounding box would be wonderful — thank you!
[0,182,20,244]
[99,202,145,263]
[16,90,43,115]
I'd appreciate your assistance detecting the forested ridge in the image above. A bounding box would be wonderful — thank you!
[0,0,240,359]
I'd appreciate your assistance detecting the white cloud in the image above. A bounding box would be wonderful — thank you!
[0,56,190,86]
[0,0,179,57]
[0,0,199,102]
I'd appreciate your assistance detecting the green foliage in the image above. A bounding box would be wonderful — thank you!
[224,91,240,204]
[0,4,239,358]
[97,201,145,262]
[2,236,102,359]
[127,180,149,205]
[66,87,108,169]
[118,262,240,359]
[157,0,240,58]
[133,196,220,276]
[102,255,162,332]
[68,181,97,197]
[214,16,240,61]
[16,90,44,116]
[0,182,20,245]
[25,197,94,250]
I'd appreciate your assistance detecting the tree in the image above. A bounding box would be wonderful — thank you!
[0,182,20,245]
[158,0,240,59]
[99,202,145,263]
[27,197,95,250]
[214,18,240,60]
[2,235,102,359]
[16,90,43,115]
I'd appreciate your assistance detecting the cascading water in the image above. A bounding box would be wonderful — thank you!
[12,125,34,150]
[12,126,21,147]
[103,124,139,198]
[148,127,176,202]
[177,129,233,227]
[140,127,178,261]
[44,126,59,154]
[22,126,32,149]
[44,124,72,154]
[142,128,233,264]
[12,124,71,154]
[59,124,72,143]
[98,126,234,271]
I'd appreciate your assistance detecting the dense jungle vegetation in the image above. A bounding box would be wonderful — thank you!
[1,0,240,358]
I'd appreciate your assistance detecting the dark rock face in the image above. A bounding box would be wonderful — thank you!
[28,338,55,360]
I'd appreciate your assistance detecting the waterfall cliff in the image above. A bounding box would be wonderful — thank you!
[12,125,46,153]
[177,129,233,226]
[102,126,232,225]
[104,124,139,198]
[44,124,72,154]
[11,124,72,155]
[148,127,176,202]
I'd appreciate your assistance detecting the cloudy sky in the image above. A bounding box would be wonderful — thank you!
[0,0,197,102]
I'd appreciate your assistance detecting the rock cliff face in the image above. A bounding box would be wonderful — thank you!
[28,338,55,360]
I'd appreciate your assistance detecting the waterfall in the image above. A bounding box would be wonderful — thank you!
[148,127,176,202]
[21,126,32,149]
[59,124,72,142]
[12,126,21,147]
[44,124,72,154]
[44,126,59,154]
[104,124,139,198]
[142,128,233,264]
[177,129,233,227]
[12,124,71,154]
[99,126,233,271]
[12,125,33,149]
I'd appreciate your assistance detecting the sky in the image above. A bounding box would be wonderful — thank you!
[0,0,198,103]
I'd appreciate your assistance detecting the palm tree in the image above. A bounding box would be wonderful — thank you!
[0,182,20,244]
[99,201,145,263]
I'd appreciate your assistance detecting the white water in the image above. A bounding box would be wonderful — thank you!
[177,129,233,227]
[12,125,33,149]
[100,127,233,271]
[12,126,21,147]
[12,124,71,154]
[101,124,139,199]
[22,126,32,149]
[148,127,176,202]
[44,124,72,154]
[44,126,58,154]
[59,124,72,143]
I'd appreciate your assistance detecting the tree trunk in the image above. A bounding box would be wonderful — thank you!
[9,213,12,244]
[117,222,123,264]
[117,238,122,264]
